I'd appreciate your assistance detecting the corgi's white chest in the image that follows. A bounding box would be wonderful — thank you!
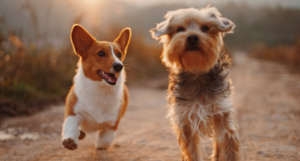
[73,64,124,124]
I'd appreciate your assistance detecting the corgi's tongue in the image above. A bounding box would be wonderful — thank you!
[106,73,118,82]
[98,70,118,85]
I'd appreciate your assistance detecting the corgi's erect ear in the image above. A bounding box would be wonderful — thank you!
[114,28,131,55]
[70,24,96,56]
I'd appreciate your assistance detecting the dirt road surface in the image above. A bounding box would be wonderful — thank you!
[0,53,299,161]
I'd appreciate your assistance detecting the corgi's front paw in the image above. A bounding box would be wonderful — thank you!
[62,137,78,150]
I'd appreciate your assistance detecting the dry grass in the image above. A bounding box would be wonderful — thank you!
[0,26,165,118]
[125,34,165,82]
[250,39,300,71]
[0,37,77,117]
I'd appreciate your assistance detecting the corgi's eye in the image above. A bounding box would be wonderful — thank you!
[98,51,105,57]
[117,53,121,58]
[177,27,185,32]
[201,26,210,32]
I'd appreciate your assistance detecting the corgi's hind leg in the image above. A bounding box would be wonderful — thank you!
[78,129,86,140]
[96,128,116,150]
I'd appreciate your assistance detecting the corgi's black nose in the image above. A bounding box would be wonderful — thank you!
[187,35,199,44]
[113,63,123,72]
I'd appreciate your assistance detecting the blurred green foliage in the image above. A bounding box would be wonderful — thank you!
[0,35,77,112]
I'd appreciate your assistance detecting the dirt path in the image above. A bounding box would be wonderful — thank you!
[0,53,299,161]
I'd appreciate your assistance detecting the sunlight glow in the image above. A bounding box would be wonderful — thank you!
[85,0,98,4]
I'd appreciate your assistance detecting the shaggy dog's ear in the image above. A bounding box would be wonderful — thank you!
[150,18,171,40]
[215,16,235,33]
[150,12,174,40]
[204,7,235,33]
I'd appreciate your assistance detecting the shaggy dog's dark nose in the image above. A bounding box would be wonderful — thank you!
[187,35,199,44]
[113,63,123,72]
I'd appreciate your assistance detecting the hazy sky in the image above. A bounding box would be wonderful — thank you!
[121,0,300,8]
[0,0,299,42]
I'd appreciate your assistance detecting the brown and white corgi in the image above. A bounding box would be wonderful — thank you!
[61,24,131,150]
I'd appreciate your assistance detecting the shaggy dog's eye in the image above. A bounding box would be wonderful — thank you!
[201,26,210,32]
[98,51,106,57]
[177,27,185,32]
[117,53,121,58]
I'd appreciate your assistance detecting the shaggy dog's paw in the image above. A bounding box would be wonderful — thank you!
[97,147,107,150]
[62,137,78,150]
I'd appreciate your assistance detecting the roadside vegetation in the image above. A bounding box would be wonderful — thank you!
[0,1,299,118]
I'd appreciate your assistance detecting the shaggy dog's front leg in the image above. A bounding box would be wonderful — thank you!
[212,112,240,161]
[173,114,202,161]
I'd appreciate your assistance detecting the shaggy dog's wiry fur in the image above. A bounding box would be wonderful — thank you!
[150,6,240,161]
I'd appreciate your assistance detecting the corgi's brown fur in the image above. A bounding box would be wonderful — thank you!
[62,24,131,150]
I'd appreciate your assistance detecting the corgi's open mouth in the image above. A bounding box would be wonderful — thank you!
[97,70,118,85]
